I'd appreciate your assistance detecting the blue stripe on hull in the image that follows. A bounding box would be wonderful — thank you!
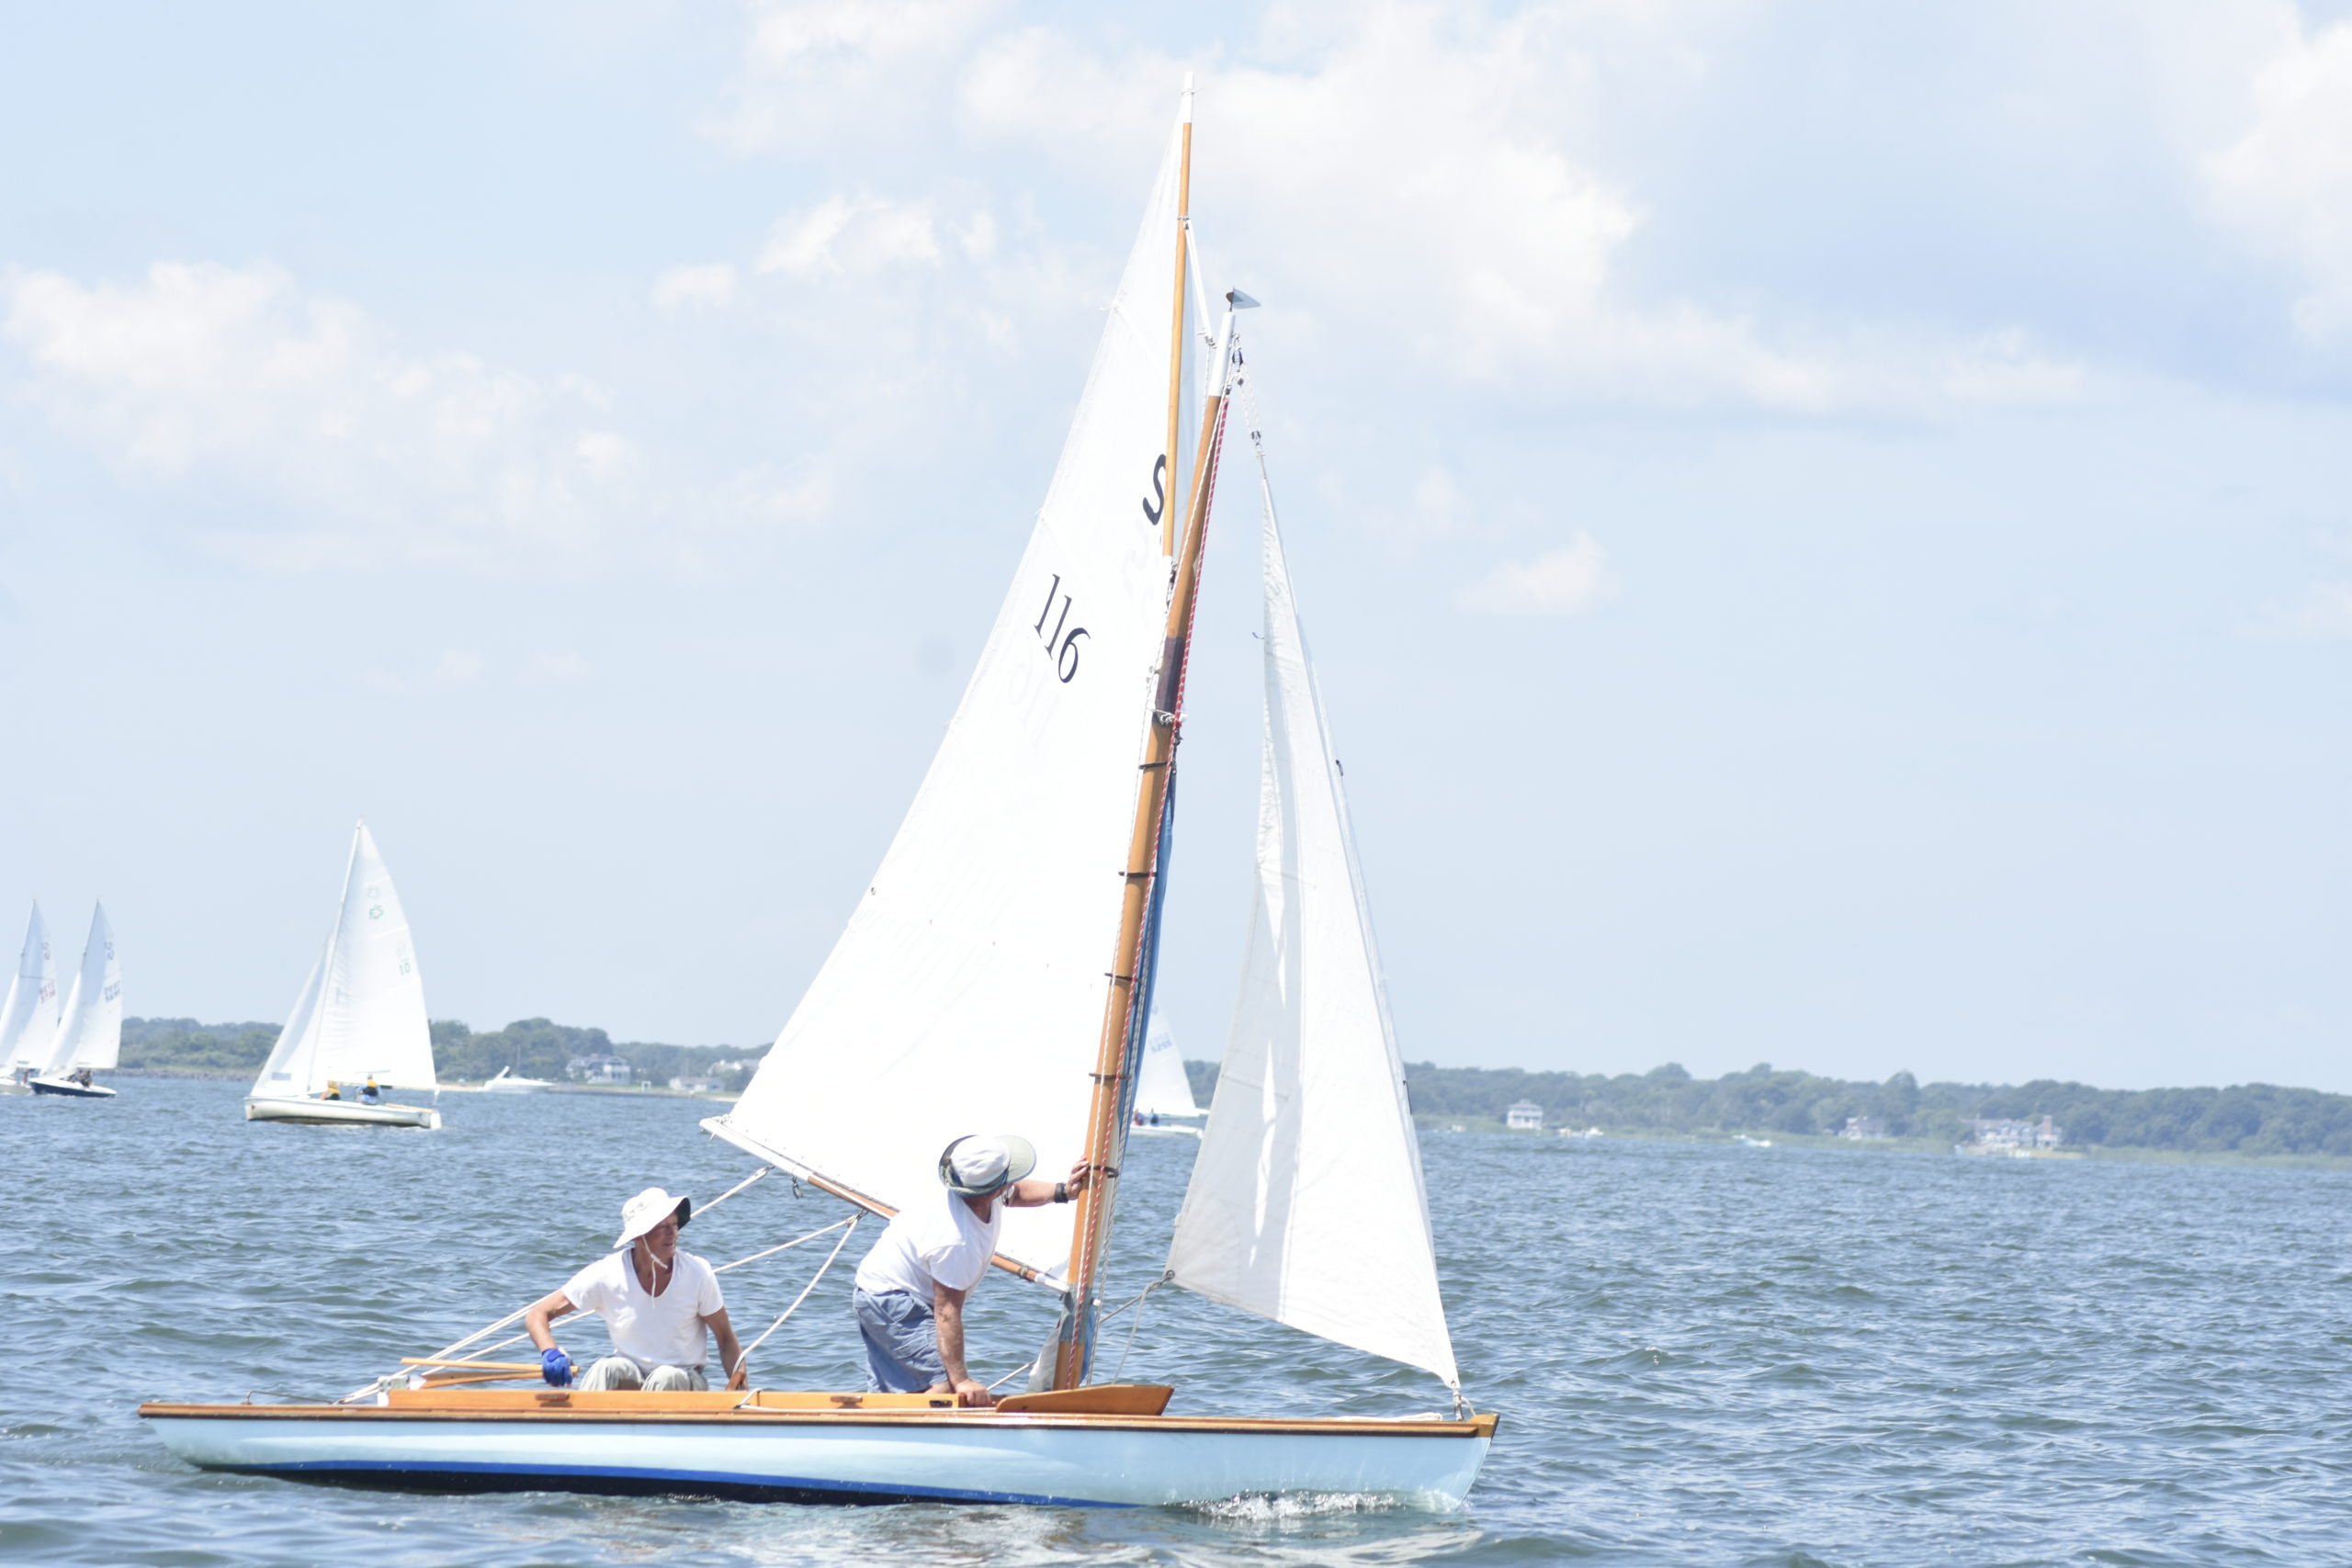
[242,1458,1134,1508]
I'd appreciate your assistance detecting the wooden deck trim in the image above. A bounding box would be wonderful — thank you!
[135,1400,1498,1440]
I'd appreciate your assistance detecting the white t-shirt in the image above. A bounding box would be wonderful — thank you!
[854,1192,1003,1299]
[562,1249,725,1372]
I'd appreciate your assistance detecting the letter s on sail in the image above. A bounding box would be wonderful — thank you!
[1140,454,1167,526]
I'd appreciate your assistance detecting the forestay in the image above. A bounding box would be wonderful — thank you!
[1134,1004,1201,1119]
[252,822,435,1096]
[44,902,122,1075]
[712,109,1191,1286]
[1164,382,1460,1391]
[2,901,60,1073]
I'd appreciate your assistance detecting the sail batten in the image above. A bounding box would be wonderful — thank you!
[1164,364,1460,1389]
[716,110,1191,1286]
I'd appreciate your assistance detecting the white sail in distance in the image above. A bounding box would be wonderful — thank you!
[253,823,435,1096]
[1134,1004,1201,1118]
[44,902,122,1075]
[1,901,61,1073]
[713,105,1192,1286]
[1165,369,1460,1390]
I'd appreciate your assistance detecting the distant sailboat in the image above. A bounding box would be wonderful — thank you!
[1129,1006,1202,1134]
[245,822,442,1129]
[29,903,121,1099]
[2,901,61,1091]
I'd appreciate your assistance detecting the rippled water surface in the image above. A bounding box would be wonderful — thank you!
[5,1078,2347,1565]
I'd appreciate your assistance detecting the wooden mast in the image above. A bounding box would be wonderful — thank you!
[1055,284,1246,1392]
[1159,77,1193,558]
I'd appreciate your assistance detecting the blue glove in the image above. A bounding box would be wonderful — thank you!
[541,1348,572,1387]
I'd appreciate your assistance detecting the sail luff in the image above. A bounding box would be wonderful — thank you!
[1055,315,1239,1389]
[43,903,121,1075]
[1163,353,1460,1390]
[1159,76,1194,556]
[1,902,59,1073]
[302,824,364,1095]
[712,105,1190,1289]
[252,942,328,1096]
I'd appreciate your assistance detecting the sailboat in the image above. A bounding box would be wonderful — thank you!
[244,822,443,1129]
[1129,1006,1203,1134]
[141,84,1494,1507]
[3,901,62,1092]
[29,903,122,1099]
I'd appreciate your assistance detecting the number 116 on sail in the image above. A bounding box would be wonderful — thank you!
[1032,573,1088,682]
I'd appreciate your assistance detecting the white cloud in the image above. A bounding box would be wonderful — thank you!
[1,262,666,576]
[651,263,738,312]
[2256,583,2352,641]
[2204,16,2352,346]
[758,195,948,276]
[703,0,998,153]
[1454,533,1621,616]
[516,649,594,688]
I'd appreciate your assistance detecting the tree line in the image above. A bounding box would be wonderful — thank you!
[119,1016,755,1090]
[1361,1061,2352,1156]
[122,1020,2352,1157]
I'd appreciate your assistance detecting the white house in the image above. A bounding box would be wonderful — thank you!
[1506,1100,1544,1132]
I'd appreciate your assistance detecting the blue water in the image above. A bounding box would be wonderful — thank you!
[4,1078,2346,1564]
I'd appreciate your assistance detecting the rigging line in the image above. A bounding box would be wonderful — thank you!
[713,1215,857,1273]
[1111,1276,1171,1382]
[732,1213,861,1371]
[337,1209,835,1402]
[424,1219,860,1370]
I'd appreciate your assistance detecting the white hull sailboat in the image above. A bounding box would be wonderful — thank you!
[146,83,1495,1507]
[243,822,443,1130]
[28,904,121,1099]
[1,901,62,1095]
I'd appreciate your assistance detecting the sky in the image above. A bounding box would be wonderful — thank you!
[1,0,2346,1092]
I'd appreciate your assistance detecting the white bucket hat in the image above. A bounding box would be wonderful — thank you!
[615,1187,693,1248]
[937,1134,1037,1197]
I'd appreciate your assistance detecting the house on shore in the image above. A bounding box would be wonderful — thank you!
[1506,1100,1544,1132]
[566,1054,632,1085]
[1968,1114,2064,1150]
[1840,1116,1890,1140]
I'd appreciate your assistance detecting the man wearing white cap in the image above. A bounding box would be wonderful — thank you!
[523,1188,746,1393]
[851,1134,1091,1406]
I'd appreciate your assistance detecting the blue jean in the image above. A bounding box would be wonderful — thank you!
[854,1287,944,1393]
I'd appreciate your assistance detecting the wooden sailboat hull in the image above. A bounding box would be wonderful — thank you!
[244,1095,441,1129]
[140,1393,1495,1508]
[28,1076,117,1099]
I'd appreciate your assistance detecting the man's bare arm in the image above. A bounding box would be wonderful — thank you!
[523,1290,575,1352]
[1003,1159,1094,1209]
[704,1305,747,1392]
[931,1281,992,1406]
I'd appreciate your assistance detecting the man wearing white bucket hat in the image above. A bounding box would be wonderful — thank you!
[850,1134,1091,1406]
[522,1188,747,1393]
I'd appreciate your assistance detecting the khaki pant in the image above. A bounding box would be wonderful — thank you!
[580,1358,707,1393]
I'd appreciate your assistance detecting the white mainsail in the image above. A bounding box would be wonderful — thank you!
[44,902,122,1075]
[712,107,1192,1285]
[1133,1004,1201,1119]
[1,901,61,1074]
[251,822,435,1096]
[1164,389,1461,1390]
